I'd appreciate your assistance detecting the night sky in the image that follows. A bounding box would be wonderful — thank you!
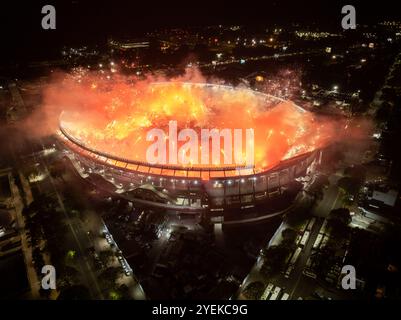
[1,0,401,63]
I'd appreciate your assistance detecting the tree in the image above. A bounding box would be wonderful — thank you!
[309,175,329,198]
[99,267,123,287]
[242,281,265,300]
[281,228,298,245]
[32,247,45,274]
[344,165,366,183]
[328,208,351,237]
[260,245,291,276]
[57,265,80,289]
[310,247,336,278]
[329,208,351,225]
[285,197,314,226]
[375,102,392,122]
[98,250,115,266]
[58,285,91,300]
[116,284,132,300]
[337,177,359,194]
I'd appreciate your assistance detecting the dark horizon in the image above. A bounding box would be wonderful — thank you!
[2,0,401,63]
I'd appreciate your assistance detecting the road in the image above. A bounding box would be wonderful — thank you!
[8,83,104,299]
[286,176,342,298]
[59,161,147,300]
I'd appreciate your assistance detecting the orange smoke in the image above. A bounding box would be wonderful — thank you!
[41,68,350,171]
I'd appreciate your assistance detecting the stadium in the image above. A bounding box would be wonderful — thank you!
[56,82,324,218]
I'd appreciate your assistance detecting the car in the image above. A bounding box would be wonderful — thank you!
[285,265,294,278]
[303,269,317,279]
[313,289,331,300]
[269,287,282,300]
[281,293,290,300]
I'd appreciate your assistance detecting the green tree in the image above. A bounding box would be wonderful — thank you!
[99,267,123,287]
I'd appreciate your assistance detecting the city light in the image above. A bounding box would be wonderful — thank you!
[1,2,399,305]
